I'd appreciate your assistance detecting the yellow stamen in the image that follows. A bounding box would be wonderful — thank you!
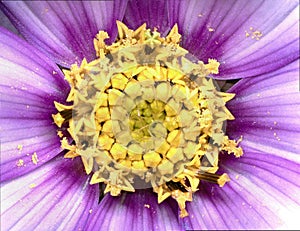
[205,58,220,74]
[94,31,109,59]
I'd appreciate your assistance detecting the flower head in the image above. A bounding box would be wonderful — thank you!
[52,21,243,217]
[0,0,299,230]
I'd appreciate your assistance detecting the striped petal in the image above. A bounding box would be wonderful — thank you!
[1,0,128,67]
[0,27,68,182]
[227,60,300,163]
[1,156,100,231]
[86,190,182,231]
[181,59,300,229]
[123,0,170,36]
[167,0,299,79]
[1,155,183,231]
[182,151,300,229]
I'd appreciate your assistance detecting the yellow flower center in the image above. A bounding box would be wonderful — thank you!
[52,21,243,218]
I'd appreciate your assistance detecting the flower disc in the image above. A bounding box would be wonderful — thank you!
[52,22,243,217]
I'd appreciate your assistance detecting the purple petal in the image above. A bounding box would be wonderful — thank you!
[86,189,182,231]
[227,60,300,163]
[1,155,182,231]
[167,0,299,79]
[0,8,18,35]
[182,151,300,229]
[0,27,68,182]
[1,0,128,67]
[1,156,100,230]
[123,0,170,36]
[180,60,300,229]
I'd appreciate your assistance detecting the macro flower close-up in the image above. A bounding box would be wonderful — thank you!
[0,0,299,230]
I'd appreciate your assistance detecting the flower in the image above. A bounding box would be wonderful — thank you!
[1,0,299,230]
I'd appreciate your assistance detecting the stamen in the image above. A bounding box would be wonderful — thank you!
[59,109,73,121]
[196,172,230,187]
[166,181,188,192]
[94,31,109,59]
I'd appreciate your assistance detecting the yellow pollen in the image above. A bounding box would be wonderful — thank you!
[31,152,39,165]
[52,21,243,217]
[246,27,263,40]
[17,144,23,151]
[208,27,215,32]
[16,159,24,167]
[29,183,36,188]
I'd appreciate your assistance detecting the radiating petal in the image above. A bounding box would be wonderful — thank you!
[181,59,300,230]
[1,155,182,231]
[86,189,182,231]
[0,28,68,182]
[1,0,128,67]
[182,151,300,230]
[180,60,299,229]
[123,0,170,36]
[0,156,102,231]
[167,0,299,79]
[227,61,300,163]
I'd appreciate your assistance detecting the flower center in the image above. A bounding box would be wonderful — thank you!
[129,99,168,141]
[52,21,243,218]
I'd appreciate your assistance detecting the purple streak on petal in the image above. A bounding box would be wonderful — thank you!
[181,61,300,229]
[1,0,128,67]
[227,61,300,163]
[0,156,102,231]
[86,189,182,231]
[0,28,68,182]
[123,0,170,36]
[167,0,299,79]
[2,155,183,231]
[0,8,19,35]
[181,151,300,230]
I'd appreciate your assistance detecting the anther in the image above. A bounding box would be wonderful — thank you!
[166,181,188,192]
[196,171,230,187]
[60,109,73,121]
